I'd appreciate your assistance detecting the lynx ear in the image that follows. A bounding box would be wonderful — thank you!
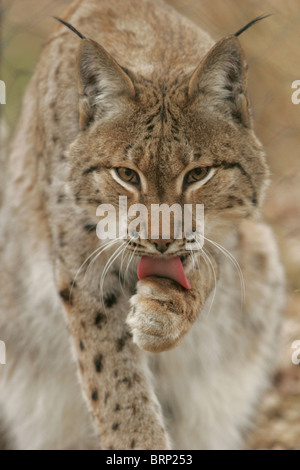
[188,36,251,127]
[77,39,135,129]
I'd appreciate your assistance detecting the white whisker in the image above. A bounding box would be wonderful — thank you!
[99,241,127,309]
[70,241,117,300]
[85,238,122,280]
[203,235,245,309]
[201,248,217,319]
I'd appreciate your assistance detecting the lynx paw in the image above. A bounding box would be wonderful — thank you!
[127,277,195,353]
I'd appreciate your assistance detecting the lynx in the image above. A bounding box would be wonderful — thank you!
[0,0,284,450]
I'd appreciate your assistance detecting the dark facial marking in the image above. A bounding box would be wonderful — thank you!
[112,423,119,431]
[116,332,131,352]
[91,390,99,401]
[214,161,257,206]
[87,198,103,205]
[104,292,118,308]
[117,377,132,388]
[59,287,72,305]
[79,340,85,351]
[82,164,101,176]
[95,312,106,329]
[194,152,202,160]
[132,373,141,383]
[145,115,155,125]
[116,337,125,352]
[83,223,97,232]
[94,354,104,373]
[251,192,257,205]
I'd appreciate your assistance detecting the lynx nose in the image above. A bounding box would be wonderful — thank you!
[150,239,173,254]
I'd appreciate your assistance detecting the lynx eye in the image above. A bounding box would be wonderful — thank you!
[115,167,139,186]
[186,167,210,185]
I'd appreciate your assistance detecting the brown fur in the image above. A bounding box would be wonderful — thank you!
[0,0,284,450]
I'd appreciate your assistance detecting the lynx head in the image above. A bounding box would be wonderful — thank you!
[67,22,269,283]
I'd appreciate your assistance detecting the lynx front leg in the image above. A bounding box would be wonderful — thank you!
[127,258,218,353]
[57,268,170,450]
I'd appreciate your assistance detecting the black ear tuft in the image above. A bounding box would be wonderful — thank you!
[234,14,271,37]
[53,17,86,40]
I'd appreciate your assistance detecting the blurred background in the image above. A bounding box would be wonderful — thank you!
[1,0,299,449]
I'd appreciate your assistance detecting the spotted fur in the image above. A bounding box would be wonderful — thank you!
[0,0,284,450]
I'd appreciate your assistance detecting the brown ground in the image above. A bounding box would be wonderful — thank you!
[1,0,300,450]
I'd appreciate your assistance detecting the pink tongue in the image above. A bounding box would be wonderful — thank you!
[137,256,191,290]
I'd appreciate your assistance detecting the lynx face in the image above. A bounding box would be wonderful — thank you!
[68,35,268,274]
